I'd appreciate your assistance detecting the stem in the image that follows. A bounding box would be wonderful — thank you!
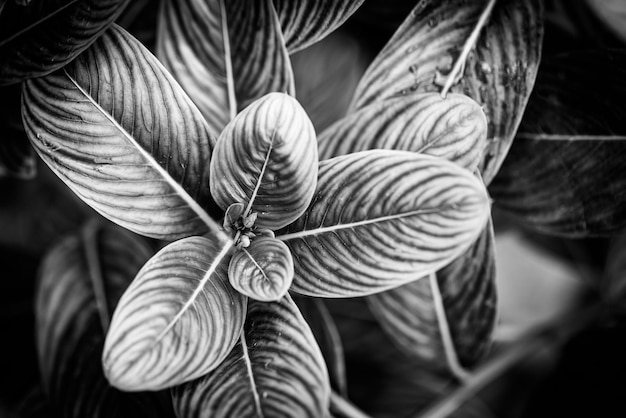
[330,391,371,418]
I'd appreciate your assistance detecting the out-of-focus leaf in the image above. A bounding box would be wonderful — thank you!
[36,221,174,417]
[0,84,35,179]
[273,0,365,53]
[172,295,330,418]
[351,0,544,184]
[0,0,129,85]
[102,237,246,391]
[278,150,490,297]
[586,0,626,42]
[367,221,496,375]
[602,229,626,313]
[210,93,317,230]
[22,24,223,241]
[157,0,293,133]
[490,50,626,237]
[319,92,487,170]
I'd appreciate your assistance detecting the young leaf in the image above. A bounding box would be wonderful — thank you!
[36,221,174,417]
[273,0,365,53]
[0,0,129,85]
[0,84,35,179]
[210,93,318,230]
[22,24,223,241]
[172,295,330,418]
[366,221,496,377]
[318,92,488,170]
[157,0,294,132]
[350,0,544,184]
[277,150,491,297]
[229,236,294,302]
[102,236,246,391]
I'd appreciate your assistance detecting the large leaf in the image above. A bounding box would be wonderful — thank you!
[0,84,35,179]
[22,24,223,241]
[0,0,129,85]
[102,236,246,391]
[366,221,496,377]
[36,221,174,417]
[350,0,544,184]
[490,50,626,237]
[318,92,488,169]
[172,295,330,418]
[157,0,293,133]
[273,0,365,53]
[277,150,491,297]
[210,93,318,230]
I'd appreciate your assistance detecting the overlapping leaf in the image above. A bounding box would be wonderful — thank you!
[102,237,246,391]
[0,0,129,85]
[490,50,626,237]
[350,0,544,184]
[22,24,222,240]
[36,221,174,417]
[318,92,487,168]
[278,150,491,297]
[172,295,330,418]
[157,0,293,132]
[0,85,35,179]
[210,93,318,230]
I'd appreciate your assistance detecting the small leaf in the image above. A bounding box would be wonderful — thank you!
[0,0,129,85]
[210,93,318,230]
[22,24,223,241]
[102,236,246,391]
[229,236,294,302]
[350,0,544,184]
[36,221,174,417]
[0,84,35,179]
[278,150,491,297]
[157,0,294,132]
[318,92,488,170]
[172,295,330,418]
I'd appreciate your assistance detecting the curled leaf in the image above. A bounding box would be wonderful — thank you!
[103,236,246,391]
[210,93,318,230]
[229,236,294,302]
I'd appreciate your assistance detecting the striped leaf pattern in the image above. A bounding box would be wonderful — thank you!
[277,150,491,297]
[318,92,488,169]
[157,0,294,132]
[367,221,496,375]
[273,0,365,53]
[102,236,246,391]
[350,0,544,184]
[36,221,174,417]
[22,24,223,241]
[0,0,129,85]
[172,295,330,418]
[210,93,318,230]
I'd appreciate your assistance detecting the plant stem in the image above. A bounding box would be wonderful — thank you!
[330,391,372,418]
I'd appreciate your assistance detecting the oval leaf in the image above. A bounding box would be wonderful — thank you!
[22,24,223,241]
[102,236,246,391]
[277,150,491,297]
[210,93,318,230]
[350,0,544,184]
[36,221,174,417]
[0,84,35,179]
[157,0,294,132]
[0,0,129,85]
[318,92,488,170]
[172,295,330,418]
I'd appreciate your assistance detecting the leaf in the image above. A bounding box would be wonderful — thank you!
[318,92,488,170]
[172,295,330,418]
[0,84,35,179]
[273,0,365,53]
[0,0,129,85]
[102,236,246,391]
[210,93,318,230]
[156,0,294,132]
[277,150,491,297]
[36,221,174,417]
[366,221,496,376]
[22,24,224,241]
[350,0,544,184]
[489,50,626,237]
[586,0,626,42]
[229,237,294,302]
